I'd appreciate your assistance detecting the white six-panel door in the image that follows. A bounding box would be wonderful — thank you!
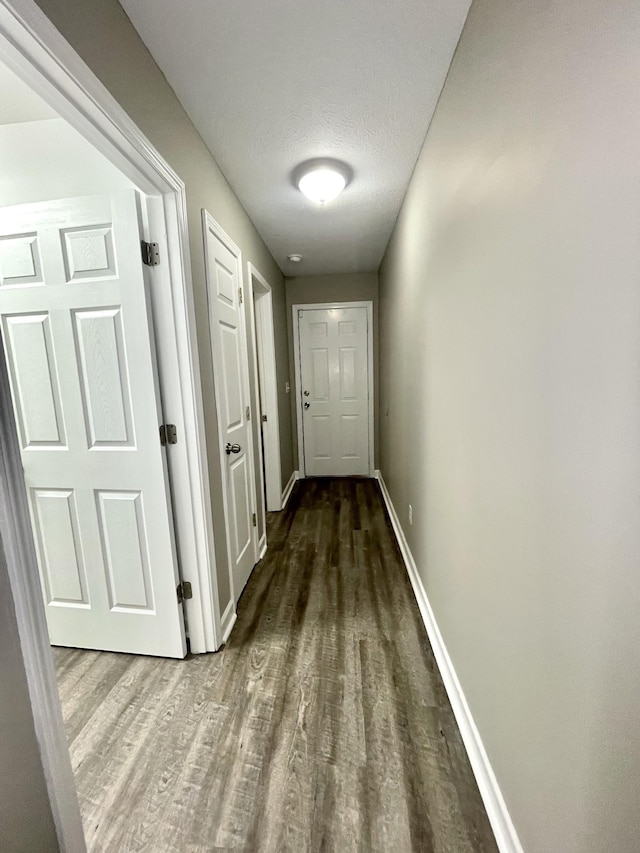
[203,212,257,603]
[297,305,371,477]
[0,191,186,658]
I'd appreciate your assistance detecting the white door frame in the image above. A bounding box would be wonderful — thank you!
[202,211,260,609]
[0,1,222,849]
[247,263,282,515]
[292,301,375,478]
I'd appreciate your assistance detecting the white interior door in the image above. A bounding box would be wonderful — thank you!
[203,212,256,601]
[298,305,371,477]
[0,191,186,658]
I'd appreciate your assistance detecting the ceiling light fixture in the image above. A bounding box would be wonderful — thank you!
[287,253,302,263]
[294,159,351,205]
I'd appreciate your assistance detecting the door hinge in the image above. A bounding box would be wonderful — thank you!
[160,424,177,446]
[252,513,257,527]
[261,414,268,422]
[246,405,251,421]
[177,580,192,602]
[141,240,160,266]
[239,287,243,304]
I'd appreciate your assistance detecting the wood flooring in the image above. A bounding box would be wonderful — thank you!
[53,478,498,853]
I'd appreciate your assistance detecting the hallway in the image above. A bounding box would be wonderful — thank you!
[54,479,497,852]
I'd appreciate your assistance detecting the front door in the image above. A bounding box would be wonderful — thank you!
[203,212,257,601]
[0,191,186,658]
[297,305,371,476]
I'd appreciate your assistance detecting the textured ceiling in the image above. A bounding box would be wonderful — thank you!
[119,0,471,275]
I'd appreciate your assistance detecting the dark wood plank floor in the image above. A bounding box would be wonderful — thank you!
[54,478,498,853]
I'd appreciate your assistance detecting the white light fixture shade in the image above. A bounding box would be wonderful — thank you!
[295,160,350,205]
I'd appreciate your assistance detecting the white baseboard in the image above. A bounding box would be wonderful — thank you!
[281,470,299,509]
[259,535,267,561]
[375,470,523,853]
[220,599,237,645]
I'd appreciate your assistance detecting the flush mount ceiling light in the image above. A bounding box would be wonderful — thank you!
[294,159,351,205]
[287,253,302,263]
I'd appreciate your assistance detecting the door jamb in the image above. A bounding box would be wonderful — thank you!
[247,263,282,515]
[292,301,375,478]
[142,194,219,652]
[202,210,260,609]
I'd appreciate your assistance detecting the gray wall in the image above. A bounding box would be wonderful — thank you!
[286,272,379,470]
[378,1,640,851]
[35,0,294,613]
[0,538,59,853]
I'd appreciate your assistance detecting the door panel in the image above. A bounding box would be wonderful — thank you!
[0,191,186,657]
[311,348,330,399]
[96,490,153,611]
[310,415,332,459]
[298,306,371,476]
[74,308,134,447]
[340,414,360,458]
[33,488,87,605]
[61,225,116,281]
[220,323,244,428]
[204,215,257,602]
[0,232,43,286]
[2,313,65,447]
[339,348,357,399]
[230,454,252,560]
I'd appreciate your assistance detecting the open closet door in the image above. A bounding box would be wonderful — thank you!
[0,191,186,657]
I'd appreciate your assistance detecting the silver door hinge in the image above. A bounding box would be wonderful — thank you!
[246,406,251,421]
[141,241,160,266]
[177,580,192,602]
[239,287,243,304]
[160,424,177,446]
[252,513,257,527]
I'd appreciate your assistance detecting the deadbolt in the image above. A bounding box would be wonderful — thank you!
[225,442,241,455]
[303,390,310,397]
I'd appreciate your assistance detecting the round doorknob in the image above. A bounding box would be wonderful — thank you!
[225,442,241,455]
[304,402,310,409]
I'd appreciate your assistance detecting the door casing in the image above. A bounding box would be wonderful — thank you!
[292,301,375,478]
